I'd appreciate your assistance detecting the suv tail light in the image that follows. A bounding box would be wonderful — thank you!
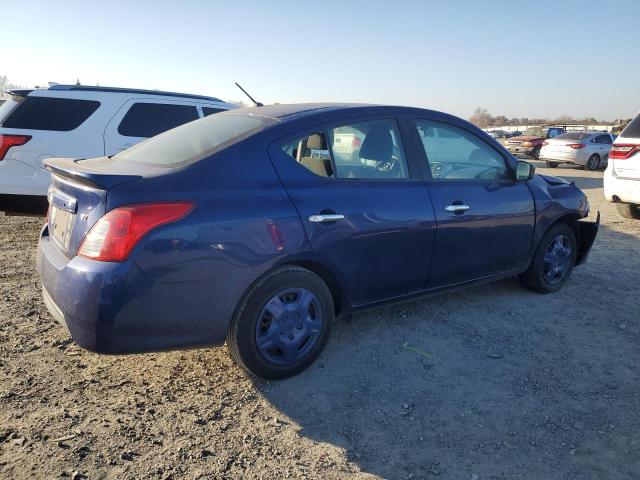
[0,134,31,160]
[609,144,640,159]
[351,137,362,148]
[568,143,586,149]
[78,202,194,262]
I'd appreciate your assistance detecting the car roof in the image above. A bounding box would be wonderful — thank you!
[232,103,439,122]
[12,84,226,103]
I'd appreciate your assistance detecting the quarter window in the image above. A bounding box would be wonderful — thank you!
[281,119,409,180]
[1,97,100,131]
[415,120,509,180]
[118,103,199,138]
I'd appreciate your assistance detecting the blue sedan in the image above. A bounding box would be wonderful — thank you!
[37,104,599,379]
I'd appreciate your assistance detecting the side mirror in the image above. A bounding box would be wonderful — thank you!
[516,160,535,181]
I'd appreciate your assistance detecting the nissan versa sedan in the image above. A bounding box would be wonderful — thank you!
[37,104,599,379]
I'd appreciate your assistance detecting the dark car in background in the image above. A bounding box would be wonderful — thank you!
[37,104,598,379]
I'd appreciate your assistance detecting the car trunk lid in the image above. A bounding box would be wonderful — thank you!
[44,156,163,257]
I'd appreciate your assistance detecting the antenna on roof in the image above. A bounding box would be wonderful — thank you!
[235,82,263,107]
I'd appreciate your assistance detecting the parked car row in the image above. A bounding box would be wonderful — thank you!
[0,85,236,214]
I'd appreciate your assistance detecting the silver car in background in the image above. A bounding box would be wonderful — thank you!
[539,131,613,170]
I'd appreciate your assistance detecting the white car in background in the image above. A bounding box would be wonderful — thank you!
[0,85,236,214]
[539,131,613,170]
[604,113,640,219]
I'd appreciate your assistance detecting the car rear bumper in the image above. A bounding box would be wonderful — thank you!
[0,193,48,215]
[539,150,589,165]
[604,166,640,204]
[37,226,231,354]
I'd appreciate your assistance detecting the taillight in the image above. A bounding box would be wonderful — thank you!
[568,143,586,149]
[78,202,194,262]
[610,144,640,159]
[542,141,549,146]
[0,134,31,160]
[351,137,362,148]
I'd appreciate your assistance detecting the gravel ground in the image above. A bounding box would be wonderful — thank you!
[1,164,639,480]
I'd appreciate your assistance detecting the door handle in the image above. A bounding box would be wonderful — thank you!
[445,204,470,213]
[309,213,345,223]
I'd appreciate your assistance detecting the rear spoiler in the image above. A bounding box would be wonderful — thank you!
[43,157,142,190]
[7,89,34,98]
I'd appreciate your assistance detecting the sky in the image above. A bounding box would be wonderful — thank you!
[2,0,639,121]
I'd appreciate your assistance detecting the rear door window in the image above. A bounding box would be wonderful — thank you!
[117,103,199,138]
[281,119,409,180]
[0,96,100,131]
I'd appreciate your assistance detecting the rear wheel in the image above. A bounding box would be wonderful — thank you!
[585,154,600,171]
[227,266,334,380]
[545,161,559,168]
[520,223,577,294]
[616,203,640,219]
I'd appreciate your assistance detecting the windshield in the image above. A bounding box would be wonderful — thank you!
[524,127,544,137]
[114,111,275,166]
[620,113,640,139]
[556,132,591,141]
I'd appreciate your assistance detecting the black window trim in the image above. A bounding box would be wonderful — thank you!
[275,115,418,183]
[407,116,518,183]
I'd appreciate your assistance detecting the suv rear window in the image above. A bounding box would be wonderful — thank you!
[620,114,640,139]
[1,97,100,131]
[118,103,199,138]
[114,112,274,166]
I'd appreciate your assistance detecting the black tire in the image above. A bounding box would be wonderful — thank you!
[616,203,640,219]
[520,223,577,294]
[545,161,559,168]
[531,146,541,160]
[227,266,334,380]
[585,154,600,171]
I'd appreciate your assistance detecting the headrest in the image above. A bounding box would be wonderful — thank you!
[307,134,327,150]
[359,126,392,161]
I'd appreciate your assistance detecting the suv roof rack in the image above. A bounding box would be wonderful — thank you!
[48,84,224,102]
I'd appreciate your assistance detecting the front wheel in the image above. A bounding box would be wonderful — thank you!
[520,223,577,294]
[545,161,559,168]
[616,203,640,219]
[227,266,334,380]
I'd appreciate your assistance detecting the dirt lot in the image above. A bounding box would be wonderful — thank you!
[1,164,638,480]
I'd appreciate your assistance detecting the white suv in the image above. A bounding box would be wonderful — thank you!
[0,85,236,214]
[604,113,640,219]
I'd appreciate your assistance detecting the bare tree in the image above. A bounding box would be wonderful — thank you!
[469,107,493,128]
[0,75,7,95]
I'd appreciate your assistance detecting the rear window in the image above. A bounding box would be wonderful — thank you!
[202,107,225,117]
[113,112,274,166]
[1,96,100,131]
[556,132,591,141]
[118,103,199,138]
[620,114,640,139]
